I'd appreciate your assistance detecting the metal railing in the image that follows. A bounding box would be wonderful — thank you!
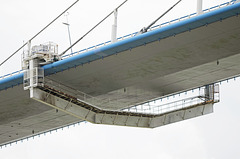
[23,67,44,90]
[44,78,219,115]
[0,0,237,80]
[61,0,237,59]
[44,79,122,110]
[122,84,219,115]
[0,70,24,80]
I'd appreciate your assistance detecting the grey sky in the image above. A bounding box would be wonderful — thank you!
[1,0,240,158]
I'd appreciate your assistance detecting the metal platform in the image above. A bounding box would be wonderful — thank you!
[31,82,219,128]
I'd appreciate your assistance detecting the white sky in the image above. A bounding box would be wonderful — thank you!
[1,0,240,159]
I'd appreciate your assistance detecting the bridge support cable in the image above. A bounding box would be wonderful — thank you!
[60,0,128,56]
[137,0,182,35]
[30,80,219,128]
[0,0,80,67]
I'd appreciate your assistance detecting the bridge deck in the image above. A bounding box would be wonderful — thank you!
[0,2,240,145]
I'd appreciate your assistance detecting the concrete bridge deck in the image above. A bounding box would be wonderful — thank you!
[0,2,239,145]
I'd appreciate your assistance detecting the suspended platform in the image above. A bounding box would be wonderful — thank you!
[31,81,219,128]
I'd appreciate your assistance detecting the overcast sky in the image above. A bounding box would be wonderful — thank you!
[1,0,240,159]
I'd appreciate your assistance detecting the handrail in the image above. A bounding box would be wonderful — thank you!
[61,0,236,59]
[0,70,24,80]
[44,79,219,115]
[0,0,237,80]
[36,83,219,118]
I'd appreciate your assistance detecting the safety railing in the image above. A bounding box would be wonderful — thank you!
[61,0,237,59]
[23,67,44,90]
[31,42,58,55]
[0,0,237,80]
[44,79,122,109]
[44,78,219,115]
[122,84,219,115]
[0,70,24,80]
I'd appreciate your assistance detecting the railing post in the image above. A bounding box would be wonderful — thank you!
[204,85,210,101]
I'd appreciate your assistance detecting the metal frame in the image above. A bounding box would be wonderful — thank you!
[23,67,44,90]
[30,81,219,128]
